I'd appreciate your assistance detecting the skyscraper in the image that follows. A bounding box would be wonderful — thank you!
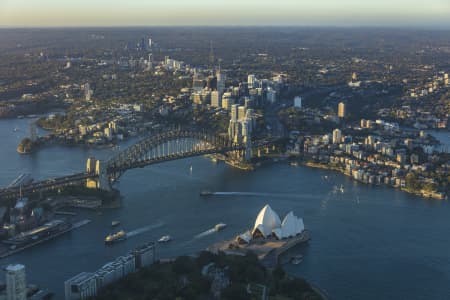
[216,69,225,94]
[332,129,342,144]
[211,91,221,108]
[230,104,239,122]
[338,102,346,118]
[238,106,246,121]
[248,74,256,89]
[6,264,26,300]
[294,96,302,108]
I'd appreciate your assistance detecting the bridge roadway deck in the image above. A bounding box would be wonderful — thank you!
[0,136,280,200]
[0,172,94,200]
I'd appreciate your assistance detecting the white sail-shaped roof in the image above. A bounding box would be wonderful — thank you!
[273,211,305,239]
[236,230,252,244]
[252,204,281,238]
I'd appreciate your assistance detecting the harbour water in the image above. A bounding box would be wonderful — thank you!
[0,118,449,300]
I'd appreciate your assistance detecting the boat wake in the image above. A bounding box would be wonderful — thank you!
[126,221,164,238]
[194,227,217,239]
[210,192,321,199]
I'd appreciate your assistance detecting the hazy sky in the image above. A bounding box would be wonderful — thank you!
[0,0,449,27]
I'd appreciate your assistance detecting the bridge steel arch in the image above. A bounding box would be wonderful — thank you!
[104,129,243,181]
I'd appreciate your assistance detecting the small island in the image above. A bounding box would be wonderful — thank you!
[94,251,324,300]
[16,137,37,154]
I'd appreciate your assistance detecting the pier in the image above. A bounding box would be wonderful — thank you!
[0,219,91,259]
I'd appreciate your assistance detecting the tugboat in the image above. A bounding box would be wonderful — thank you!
[158,235,172,243]
[214,223,227,231]
[104,230,127,244]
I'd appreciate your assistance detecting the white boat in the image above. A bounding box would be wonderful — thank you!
[214,223,227,231]
[339,184,345,193]
[291,254,303,265]
[158,235,172,243]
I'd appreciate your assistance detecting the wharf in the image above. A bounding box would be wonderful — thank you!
[55,211,77,216]
[208,230,310,267]
[0,219,91,259]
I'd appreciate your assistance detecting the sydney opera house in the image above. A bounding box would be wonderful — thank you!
[236,204,305,244]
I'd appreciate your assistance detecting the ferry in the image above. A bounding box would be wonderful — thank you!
[105,230,127,244]
[158,235,172,243]
[111,221,120,227]
[215,223,227,231]
[200,190,214,196]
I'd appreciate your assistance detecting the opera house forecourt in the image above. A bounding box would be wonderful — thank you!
[208,204,310,266]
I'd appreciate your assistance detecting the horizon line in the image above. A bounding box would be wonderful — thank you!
[1,24,450,30]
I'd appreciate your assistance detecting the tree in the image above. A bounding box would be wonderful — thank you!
[221,283,251,300]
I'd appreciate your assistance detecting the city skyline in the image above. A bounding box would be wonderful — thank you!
[0,0,450,28]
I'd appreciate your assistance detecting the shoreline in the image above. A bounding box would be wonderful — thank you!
[302,161,447,200]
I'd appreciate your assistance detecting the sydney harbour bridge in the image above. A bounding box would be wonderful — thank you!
[0,128,281,200]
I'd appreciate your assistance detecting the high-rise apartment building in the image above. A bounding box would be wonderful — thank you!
[332,129,342,144]
[338,102,346,118]
[6,264,27,300]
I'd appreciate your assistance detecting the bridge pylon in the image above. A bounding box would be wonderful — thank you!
[86,157,111,191]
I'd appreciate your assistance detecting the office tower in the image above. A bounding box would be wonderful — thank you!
[338,102,346,118]
[294,96,302,108]
[222,92,233,110]
[332,129,342,144]
[241,119,252,139]
[192,73,205,92]
[244,97,253,109]
[6,264,26,300]
[230,104,239,122]
[84,83,90,101]
[238,106,246,121]
[216,69,225,94]
[266,88,276,103]
[211,91,221,108]
[248,74,256,89]
[206,75,217,90]
[147,53,153,69]
[221,97,231,111]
